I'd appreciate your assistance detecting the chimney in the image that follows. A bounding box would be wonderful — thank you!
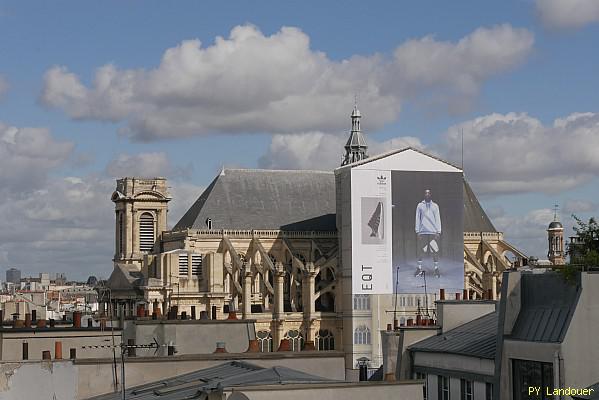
[37,319,47,328]
[455,292,461,301]
[24,313,32,328]
[439,288,445,300]
[191,306,196,320]
[200,311,209,320]
[303,341,316,351]
[463,289,469,300]
[54,341,62,360]
[245,339,260,353]
[49,319,55,328]
[31,310,37,321]
[407,318,414,327]
[127,339,136,357]
[227,311,238,320]
[42,350,51,360]
[214,342,228,353]
[277,338,291,351]
[73,312,82,328]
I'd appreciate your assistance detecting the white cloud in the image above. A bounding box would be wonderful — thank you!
[441,112,599,195]
[0,75,8,100]
[0,171,204,280]
[41,24,533,141]
[0,122,74,194]
[536,0,599,29]
[106,152,191,179]
[258,131,424,170]
[0,122,203,280]
[493,207,557,259]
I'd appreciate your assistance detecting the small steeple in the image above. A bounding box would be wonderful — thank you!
[341,100,368,166]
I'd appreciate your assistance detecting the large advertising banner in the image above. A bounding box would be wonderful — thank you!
[351,169,393,294]
[392,171,464,294]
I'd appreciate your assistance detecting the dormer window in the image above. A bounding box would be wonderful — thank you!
[206,218,212,229]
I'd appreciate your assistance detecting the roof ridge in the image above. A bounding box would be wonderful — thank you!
[222,168,333,174]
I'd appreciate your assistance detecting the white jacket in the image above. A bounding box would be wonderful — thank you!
[415,200,441,234]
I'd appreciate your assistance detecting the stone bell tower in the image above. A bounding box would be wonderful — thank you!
[111,177,171,264]
[547,205,565,265]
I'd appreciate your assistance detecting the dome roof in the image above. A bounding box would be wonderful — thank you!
[548,221,563,229]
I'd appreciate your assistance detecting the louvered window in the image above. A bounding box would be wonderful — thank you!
[139,213,155,252]
[191,254,202,278]
[178,254,189,276]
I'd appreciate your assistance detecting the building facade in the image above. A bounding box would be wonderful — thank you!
[104,109,526,374]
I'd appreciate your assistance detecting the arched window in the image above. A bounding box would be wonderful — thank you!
[316,329,335,351]
[256,330,273,353]
[284,329,304,352]
[353,294,370,310]
[139,213,155,252]
[354,325,371,345]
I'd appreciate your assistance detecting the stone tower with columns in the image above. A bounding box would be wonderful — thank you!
[111,177,171,264]
[547,206,565,265]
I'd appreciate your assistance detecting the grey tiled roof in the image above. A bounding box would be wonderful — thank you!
[90,361,335,400]
[408,312,498,359]
[463,180,496,232]
[174,169,336,231]
[174,168,496,233]
[509,273,580,343]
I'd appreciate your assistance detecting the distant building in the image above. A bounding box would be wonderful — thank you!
[547,208,565,265]
[6,268,21,285]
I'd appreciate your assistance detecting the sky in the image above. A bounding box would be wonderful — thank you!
[1,0,599,280]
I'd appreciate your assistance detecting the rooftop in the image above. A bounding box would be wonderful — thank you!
[508,272,580,343]
[90,361,336,400]
[408,312,498,359]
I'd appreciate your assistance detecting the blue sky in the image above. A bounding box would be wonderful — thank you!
[1,0,599,279]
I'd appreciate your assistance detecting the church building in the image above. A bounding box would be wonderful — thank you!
[105,106,526,374]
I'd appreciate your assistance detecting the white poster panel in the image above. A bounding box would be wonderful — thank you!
[351,169,392,294]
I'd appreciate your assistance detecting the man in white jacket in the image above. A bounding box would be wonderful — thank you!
[414,189,441,277]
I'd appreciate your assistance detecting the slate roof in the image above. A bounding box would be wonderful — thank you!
[174,168,497,233]
[463,180,496,232]
[508,272,580,342]
[174,169,336,231]
[408,312,498,359]
[90,361,335,400]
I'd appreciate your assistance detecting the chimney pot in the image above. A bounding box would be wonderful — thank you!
[54,341,62,360]
[214,341,228,353]
[455,292,461,301]
[439,288,445,300]
[277,338,291,351]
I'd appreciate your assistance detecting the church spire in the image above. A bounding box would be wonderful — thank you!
[341,101,368,166]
